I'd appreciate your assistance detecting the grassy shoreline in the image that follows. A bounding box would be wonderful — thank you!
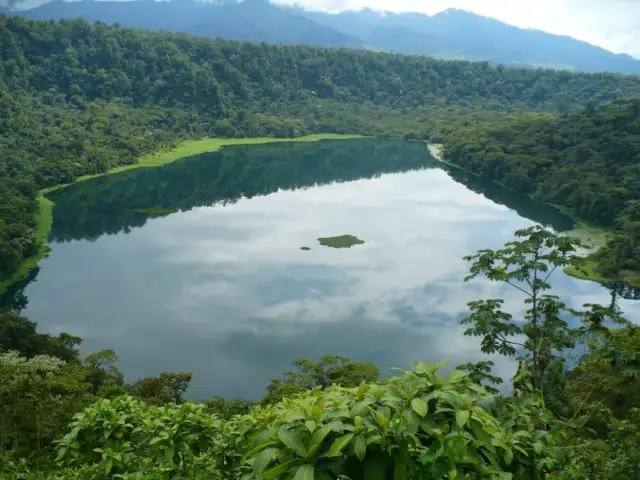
[0,134,363,295]
[548,205,640,286]
[41,134,363,195]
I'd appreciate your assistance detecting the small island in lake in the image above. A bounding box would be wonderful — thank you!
[318,235,365,249]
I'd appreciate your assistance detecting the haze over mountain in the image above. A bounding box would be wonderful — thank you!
[3,0,640,74]
[299,7,640,73]
[3,0,366,48]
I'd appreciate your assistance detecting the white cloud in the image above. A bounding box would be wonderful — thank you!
[275,0,640,57]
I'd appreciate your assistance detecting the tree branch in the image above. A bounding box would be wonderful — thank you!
[504,280,533,297]
[543,264,559,284]
[496,333,525,347]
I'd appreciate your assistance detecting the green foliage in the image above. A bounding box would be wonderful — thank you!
[462,226,584,392]
[249,363,559,480]
[0,352,90,466]
[566,326,640,419]
[462,228,640,477]
[56,396,236,479]
[263,355,379,405]
[83,348,125,397]
[50,364,566,479]
[204,397,253,420]
[458,361,503,395]
[0,330,202,472]
[127,372,193,406]
[562,409,640,480]
[0,309,80,361]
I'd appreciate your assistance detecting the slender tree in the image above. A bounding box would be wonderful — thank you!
[462,226,585,395]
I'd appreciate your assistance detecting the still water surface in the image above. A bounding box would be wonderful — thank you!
[4,139,640,399]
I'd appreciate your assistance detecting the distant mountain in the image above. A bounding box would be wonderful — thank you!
[10,0,366,48]
[5,1,640,75]
[300,8,640,74]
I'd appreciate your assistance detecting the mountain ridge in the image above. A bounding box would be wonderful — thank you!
[3,0,640,74]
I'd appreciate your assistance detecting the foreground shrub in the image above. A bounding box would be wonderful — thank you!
[53,362,566,479]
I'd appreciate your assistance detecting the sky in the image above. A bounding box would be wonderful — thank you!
[273,0,640,57]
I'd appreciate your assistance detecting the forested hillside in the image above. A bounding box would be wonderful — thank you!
[444,100,640,283]
[4,15,640,287]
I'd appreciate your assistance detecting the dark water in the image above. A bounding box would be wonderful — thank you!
[4,139,640,400]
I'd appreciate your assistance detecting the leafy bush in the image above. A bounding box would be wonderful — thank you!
[56,396,246,479]
[0,352,89,467]
[562,409,640,480]
[54,363,567,479]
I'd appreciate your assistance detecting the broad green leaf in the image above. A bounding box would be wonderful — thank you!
[278,427,308,457]
[393,448,408,480]
[326,433,354,457]
[533,442,543,455]
[393,463,407,480]
[307,427,332,456]
[261,460,297,479]
[430,457,450,479]
[445,369,467,384]
[411,398,428,417]
[402,408,420,434]
[305,420,317,433]
[332,408,351,419]
[353,435,367,461]
[326,420,344,432]
[248,447,276,474]
[241,442,276,464]
[469,419,493,446]
[375,410,390,427]
[504,447,514,466]
[285,411,306,423]
[414,362,436,375]
[294,464,315,480]
[104,458,113,476]
[364,453,389,480]
[456,410,470,428]
[492,437,508,450]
